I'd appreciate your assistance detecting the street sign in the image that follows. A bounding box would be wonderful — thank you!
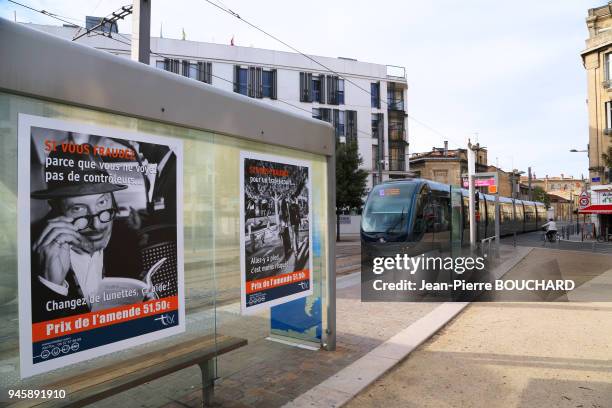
[462,172,498,191]
[579,191,590,209]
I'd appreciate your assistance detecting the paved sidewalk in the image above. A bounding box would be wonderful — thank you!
[346,248,612,408]
[90,243,529,408]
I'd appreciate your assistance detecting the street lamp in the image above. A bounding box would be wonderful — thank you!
[569,149,588,152]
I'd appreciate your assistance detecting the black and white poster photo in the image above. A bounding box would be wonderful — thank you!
[17,114,184,377]
[240,151,313,314]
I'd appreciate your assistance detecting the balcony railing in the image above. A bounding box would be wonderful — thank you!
[388,159,406,172]
[388,128,406,141]
[387,99,405,111]
[603,80,612,89]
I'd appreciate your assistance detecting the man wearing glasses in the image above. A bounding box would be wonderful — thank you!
[31,145,143,322]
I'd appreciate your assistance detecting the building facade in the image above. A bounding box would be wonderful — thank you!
[409,142,488,186]
[26,23,409,190]
[581,4,612,235]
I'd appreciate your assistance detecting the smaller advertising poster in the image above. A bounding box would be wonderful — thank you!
[240,152,313,313]
[18,114,185,378]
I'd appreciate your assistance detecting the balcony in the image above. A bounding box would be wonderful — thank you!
[388,128,406,142]
[603,80,612,89]
[388,159,406,172]
[387,99,405,111]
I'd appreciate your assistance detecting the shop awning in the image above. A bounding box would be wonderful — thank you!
[578,205,612,214]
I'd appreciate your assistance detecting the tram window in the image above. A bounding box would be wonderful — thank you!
[362,183,417,233]
[431,192,450,233]
[413,190,429,236]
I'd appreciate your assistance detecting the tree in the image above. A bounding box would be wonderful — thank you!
[532,186,550,209]
[335,141,368,241]
[603,146,612,183]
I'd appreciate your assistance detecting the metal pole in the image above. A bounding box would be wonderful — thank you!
[495,194,500,258]
[468,141,476,251]
[131,0,151,64]
[324,151,336,351]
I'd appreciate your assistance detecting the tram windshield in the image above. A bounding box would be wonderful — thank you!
[362,183,416,233]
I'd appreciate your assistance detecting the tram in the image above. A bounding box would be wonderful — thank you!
[361,178,547,249]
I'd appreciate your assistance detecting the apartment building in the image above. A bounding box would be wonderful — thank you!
[25,22,409,189]
[581,3,612,234]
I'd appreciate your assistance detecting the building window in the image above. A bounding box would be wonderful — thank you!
[157,59,180,74]
[333,109,345,138]
[337,79,345,105]
[235,66,276,99]
[197,62,213,84]
[313,107,332,122]
[235,67,248,95]
[262,70,273,98]
[371,82,380,108]
[300,73,325,103]
[387,82,404,111]
[606,101,612,132]
[312,75,323,103]
[157,59,212,84]
[606,53,612,82]
[372,145,380,171]
[300,72,312,102]
[433,169,449,184]
[327,76,344,105]
[371,113,384,139]
[346,110,357,143]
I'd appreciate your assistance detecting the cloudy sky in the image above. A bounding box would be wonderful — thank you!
[1,0,603,178]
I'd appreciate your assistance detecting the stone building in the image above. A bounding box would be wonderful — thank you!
[581,3,612,236]
[409,142,487,185]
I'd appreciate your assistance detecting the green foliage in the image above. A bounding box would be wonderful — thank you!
[602,145,612,168]
[532,186,550,209]
[335,140,368,213]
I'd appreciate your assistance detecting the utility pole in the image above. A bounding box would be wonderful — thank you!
[528,167,532,201]
[467,140,477,251]
[131,0,151,64]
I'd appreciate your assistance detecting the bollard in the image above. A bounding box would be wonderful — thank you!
[513,232,517,247]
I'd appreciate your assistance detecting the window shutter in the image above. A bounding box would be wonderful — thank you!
[376,81,381,109]
[307,73,313,103]
[197,62,204,82]
[271,69,277,99]
[255,67,263,98]
[320,75,326,104]
[333,109,340,137]
[182,60,189,77]
[299,72,306,102]
[248,66,256,97]
[164,58,170,71]
[206,62,212,84]
[233,65,239,93]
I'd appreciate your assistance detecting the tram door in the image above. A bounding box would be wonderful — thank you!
[450,186,463,257]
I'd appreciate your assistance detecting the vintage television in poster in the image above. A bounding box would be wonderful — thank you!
[17,114,185,378]
[240,151,313,313]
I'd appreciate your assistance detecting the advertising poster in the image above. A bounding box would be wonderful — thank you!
[18,114,185,378]
[240,151,313,313]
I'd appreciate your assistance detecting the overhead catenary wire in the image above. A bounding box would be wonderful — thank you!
[200,0,466,148]
[9,0,458,148]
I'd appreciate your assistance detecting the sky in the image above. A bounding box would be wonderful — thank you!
[0,0,604,179]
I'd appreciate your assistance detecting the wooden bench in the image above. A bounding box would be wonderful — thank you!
[11,334,247,408]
